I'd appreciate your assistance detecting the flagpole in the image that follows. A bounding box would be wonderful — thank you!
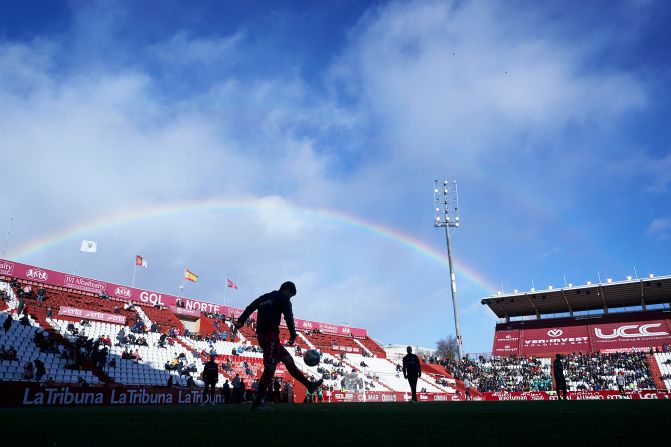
[74,251,82,276]
[224,285,229,307]
[2,216,13,259]
[132,264,137,288]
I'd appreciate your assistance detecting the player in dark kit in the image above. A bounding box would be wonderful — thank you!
[235,281,323,410]
[553,354,567,401]
[403,346,422,402]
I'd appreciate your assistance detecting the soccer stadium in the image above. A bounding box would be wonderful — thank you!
[3,1,671,445]
[1,259,671,445]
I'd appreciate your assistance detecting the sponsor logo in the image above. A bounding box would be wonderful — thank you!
[139,291,165,306]
[381,394,397,402]
[523,335,589,346]
[340,327,350,334]
[114,287,132,298]
[0,261,14,275]
[594,323,669,340]
[302,321,313,329]
[505,335,511,339]
[26,268,48,281]
[547,329,563,337]
[433,395,447,401]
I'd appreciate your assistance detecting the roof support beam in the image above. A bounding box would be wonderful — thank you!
[598,284,608,314]
[560,289,573,317]
[524,294,540,318]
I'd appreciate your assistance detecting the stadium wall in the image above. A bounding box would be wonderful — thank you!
[0,258,367,337]
[492,311,671,356]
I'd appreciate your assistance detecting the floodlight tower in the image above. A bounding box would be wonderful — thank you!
[433,179,464,359]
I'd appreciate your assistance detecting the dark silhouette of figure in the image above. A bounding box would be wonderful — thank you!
[235,281,323,410]
[553,354,567,400]
[403,346,422,402]
[201,355,219,405]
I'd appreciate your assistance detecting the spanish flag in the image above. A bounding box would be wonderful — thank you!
[184,269,198,282]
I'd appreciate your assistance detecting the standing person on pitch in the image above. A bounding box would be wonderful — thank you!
[234,281,323,410]
[463,377,472,401]
[403,346,422,402]
[553,354,567,401]
[616,371,627,398]
[201,355,219,405]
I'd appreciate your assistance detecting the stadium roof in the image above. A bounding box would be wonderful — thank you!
[481,274,671,318]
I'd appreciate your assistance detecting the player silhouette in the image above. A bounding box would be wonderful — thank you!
[553,354,567,401]
[403,346,422,402]
[235,281,323,410]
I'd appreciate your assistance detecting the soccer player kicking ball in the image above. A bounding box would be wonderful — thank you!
[234,281,323,410]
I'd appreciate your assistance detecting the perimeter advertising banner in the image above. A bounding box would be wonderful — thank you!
[591,319,671,352]
[2,383,667,406]
[0,259,367,337]
[0,383,453,407]
[518,325,591,355]
[481,390,669,401]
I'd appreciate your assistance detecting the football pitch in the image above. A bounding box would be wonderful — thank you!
[1,401,669,446]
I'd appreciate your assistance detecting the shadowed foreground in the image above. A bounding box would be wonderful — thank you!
[1,401,669,446]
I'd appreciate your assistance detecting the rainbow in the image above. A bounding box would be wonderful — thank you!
[7,196,498,294]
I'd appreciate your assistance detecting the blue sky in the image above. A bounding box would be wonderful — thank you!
[1,0,669,353]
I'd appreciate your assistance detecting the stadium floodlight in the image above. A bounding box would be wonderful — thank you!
[607,278,612,283]
[433,179,464,359]
[548,286,553,290]
[586,281,592,285]
[568,283,573,288]
[627,276,632,281]
[649,274,654,278]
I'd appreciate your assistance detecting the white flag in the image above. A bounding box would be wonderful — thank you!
[80,240,98,253]
[141,259,148,268]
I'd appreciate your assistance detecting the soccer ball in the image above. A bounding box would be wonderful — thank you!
[303,349,321,367]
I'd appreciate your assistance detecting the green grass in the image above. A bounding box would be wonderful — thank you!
[2,401,669,447]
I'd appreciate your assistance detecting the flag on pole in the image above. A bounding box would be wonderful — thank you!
[184,269,198,282]
[80,240,98,253]
[135,255,148,268]
[227,279,238,289]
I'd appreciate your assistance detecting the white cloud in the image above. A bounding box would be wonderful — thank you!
[608,150,671,192]
[647,217,671,240]
[0,0,658,352]
[332,0,646,165]
[151,31,244,66]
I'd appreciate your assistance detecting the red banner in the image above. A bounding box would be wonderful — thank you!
[519,325,590,355]
[480,390,667,401]
[169,306,201,318]
[0,258,367,337]
[492,329,520,355]
[325,391,455,403]
[591,319,671,351]
[1,382,668,407]
[58,306,127,324]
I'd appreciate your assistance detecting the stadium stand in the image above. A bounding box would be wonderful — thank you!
[0,312,100,385]
[654,351,671,391]
[444,355,553,392]
[304,331,364,356]
[2,259,669,406]
[561,352,655,391]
